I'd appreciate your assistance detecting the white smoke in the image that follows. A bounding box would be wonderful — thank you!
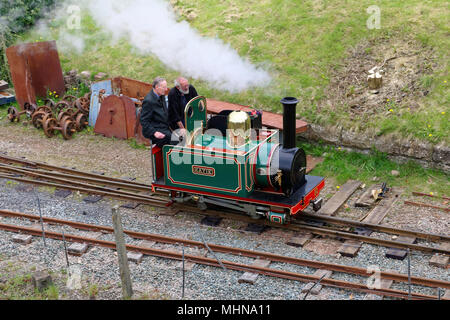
[37,0,272,93]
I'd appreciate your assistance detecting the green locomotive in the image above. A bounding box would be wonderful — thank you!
[151,96,324,224]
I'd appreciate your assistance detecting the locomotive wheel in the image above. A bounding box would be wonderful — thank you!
[7,107,19,122]
[75,113,88,131]
[43,118,57,138]
[31,111,48,129]
[75,97,90,114]
[84,92,91,100]
[62,95,77,107]
[61,120,76,140]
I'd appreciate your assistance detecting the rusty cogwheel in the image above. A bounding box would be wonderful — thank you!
[36,106,53,115]
[55,101,70,112]
[62,95,77,107]
[75,113,88,131]
[62,120,76,140]
[32,111,47,129]
[44,99,56,109]
[75,97,90,114]
[7,107,19,122]
[23,102,37,116]
[43,117,57,138]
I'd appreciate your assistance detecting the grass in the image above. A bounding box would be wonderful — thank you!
[0,272,59,300]
[302,141,450,196]
[14,0,449,144]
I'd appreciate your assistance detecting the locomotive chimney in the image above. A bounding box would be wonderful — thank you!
[280,97,298,149]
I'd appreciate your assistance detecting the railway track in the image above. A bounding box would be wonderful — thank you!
[0,154,449,257]
[0,209,448,300]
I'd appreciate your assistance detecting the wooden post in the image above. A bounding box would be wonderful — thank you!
[111,206,133,299]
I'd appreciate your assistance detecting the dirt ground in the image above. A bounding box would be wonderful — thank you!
[322,35,437,118]
[0,123,153,185]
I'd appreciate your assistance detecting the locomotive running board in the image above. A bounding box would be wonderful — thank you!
[152,175,325,215]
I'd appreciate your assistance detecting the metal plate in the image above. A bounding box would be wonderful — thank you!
[89,80,112,127]
[6,41,65,109]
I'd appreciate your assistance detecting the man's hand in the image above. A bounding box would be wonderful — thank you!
[154,131,165,139]
[177,121,185,129]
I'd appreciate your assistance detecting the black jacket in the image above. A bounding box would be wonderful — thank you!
[140,90,171,139]
[168,84,198,129]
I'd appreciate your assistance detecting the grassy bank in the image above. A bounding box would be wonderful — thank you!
[302,142,449,196]
[15,0,448,145]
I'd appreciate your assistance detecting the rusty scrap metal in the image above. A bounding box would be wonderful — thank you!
[404,201,450,213]
[6,41,66,109]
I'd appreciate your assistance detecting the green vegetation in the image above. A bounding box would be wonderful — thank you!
[14,0,448,143]
[0,0,56,81]
[302,142,450,196]
[0,272,59,300]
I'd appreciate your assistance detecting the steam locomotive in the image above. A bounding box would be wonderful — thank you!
[150,96,324,224]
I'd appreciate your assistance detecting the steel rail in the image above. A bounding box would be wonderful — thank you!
[412,192,450,201]
[0,174,168,207]
[0,163,150,193]
[1,170,448,256]
[298,213,450,242]
[0,221,443,300]
[404,200,450,213]
[179,205,450,256]
[0,154,151,188]
[0,164,158,201]
[0,208,448,290]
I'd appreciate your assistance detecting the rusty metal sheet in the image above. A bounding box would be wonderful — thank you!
[94,95,138,140]
[6,41,65,109]
[112,76,152,100]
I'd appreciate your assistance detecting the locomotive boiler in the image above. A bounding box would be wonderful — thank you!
[150,96,324,224]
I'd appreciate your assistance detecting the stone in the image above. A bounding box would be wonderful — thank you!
[12,234,32,244]
[68,243,89,256]
[94,72,108,81]
[390,170,400,176]
[80,71,91,79]
[432,144,450,165]
[32,271,53,291]
[68,69,78,77]
[127,252,143,264]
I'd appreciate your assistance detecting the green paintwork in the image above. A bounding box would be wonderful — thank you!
[184,96,207,134]
[163,144,252,197]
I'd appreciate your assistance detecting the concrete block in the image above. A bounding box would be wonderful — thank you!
[68,243,89,256]
[32,271,53,291]
[127,252,143,264]
[12,234,32,244]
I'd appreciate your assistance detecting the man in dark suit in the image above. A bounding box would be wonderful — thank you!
[140,77,174,147]
[168,77,198,130]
